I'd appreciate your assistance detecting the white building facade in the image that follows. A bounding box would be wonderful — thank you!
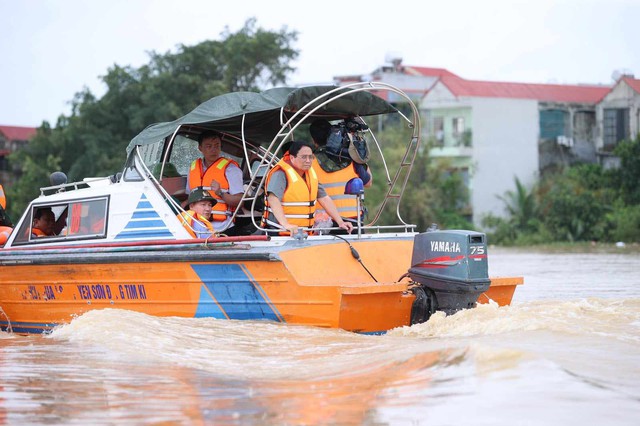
[334,59,635,228]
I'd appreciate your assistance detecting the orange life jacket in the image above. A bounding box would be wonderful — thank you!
[0,184,6,210]
[32,228,51,237]
[178,210,215,238]
[188,157,239,222]
[312,159,359,219]
[0,225,12,245]
[263,157,318,230]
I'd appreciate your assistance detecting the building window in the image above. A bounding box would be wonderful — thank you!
[539,109,568,140]
[451,117,464,146]
[574,111,596,141]
[432,116,444,146]
[603,108,629,151]
[452,117,470,146]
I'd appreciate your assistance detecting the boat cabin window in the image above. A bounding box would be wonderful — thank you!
[167,134,244,175]
[123,150,144,182]
[12,197,109,245]
[168,135,201,176]
[138,139,163,168]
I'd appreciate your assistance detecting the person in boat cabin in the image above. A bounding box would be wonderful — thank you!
[262,140,354,236]
[66,203,105,236]
[178,188,216,238]
[0,184,12,228]
[0,184,13,245]
[186,131,244,235]
[32,208,57,237]
[309,119,372,234]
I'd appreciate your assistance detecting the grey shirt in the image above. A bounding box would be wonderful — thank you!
[265,170,327,226]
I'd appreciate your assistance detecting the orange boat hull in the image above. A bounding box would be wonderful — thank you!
[0,238,522,334]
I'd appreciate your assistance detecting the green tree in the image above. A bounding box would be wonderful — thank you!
[365,120,470,231]
[7,19,298,220]
[482,177,542,245]
[538,164,615,242]
[613,134,640,205]
[498,176,538,231]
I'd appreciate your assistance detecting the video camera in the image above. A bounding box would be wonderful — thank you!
[326,118,370,164]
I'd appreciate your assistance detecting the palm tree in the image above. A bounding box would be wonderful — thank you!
[497,177,538,232]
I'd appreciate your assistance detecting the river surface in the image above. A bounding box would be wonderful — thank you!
[1,247,639,425]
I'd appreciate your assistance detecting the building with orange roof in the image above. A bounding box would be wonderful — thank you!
[595,75,640,168]
[421,75,612,225]
[333,58,638,226]
[334,56,459,103]
[0,125,37,188]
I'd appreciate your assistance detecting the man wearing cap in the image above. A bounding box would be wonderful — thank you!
[178,188,216,238]
[186,131,243,235]
[309,119,372,233]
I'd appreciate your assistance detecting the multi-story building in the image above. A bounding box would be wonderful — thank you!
[334,56,458,103]
[333,59,639,227]
[421,76,610,225]
[0,125,37,188]
[595,75,640,168]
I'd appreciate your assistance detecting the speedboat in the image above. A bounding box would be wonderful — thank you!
[0,83,522,334]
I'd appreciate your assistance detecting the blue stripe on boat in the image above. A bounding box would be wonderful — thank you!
[136,201,153,209]
[0,320,56,334]
[132,211,161,219]
[115,194,173,240]
[194,285,227,319]
[124,220,166,229]
[191,264,281,321]
[114,230,174,239]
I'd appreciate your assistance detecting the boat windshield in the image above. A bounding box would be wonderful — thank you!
[143,134,245,181]
[11,198,109,245]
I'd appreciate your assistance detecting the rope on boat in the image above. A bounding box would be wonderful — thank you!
[332,235,378,282]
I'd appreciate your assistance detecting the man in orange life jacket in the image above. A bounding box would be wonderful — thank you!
[262,140,353,236]
[32,208,56,237]
[309,119,372,233]
[0,183,13,245]
[0,183,12,228]
[186,131,243,235]
[177,188,216,238]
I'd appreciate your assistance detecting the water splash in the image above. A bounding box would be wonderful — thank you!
[388,298,640,342]
[0,305,12,333]
[47,309,451,381]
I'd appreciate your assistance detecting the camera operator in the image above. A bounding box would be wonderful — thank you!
[309,119,372,234]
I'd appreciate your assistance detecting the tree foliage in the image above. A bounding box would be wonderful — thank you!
[364,118,471,232]
[484,134,640,244]
[7,19,298,219]
[613,136,640,205]
[537,165,611,242]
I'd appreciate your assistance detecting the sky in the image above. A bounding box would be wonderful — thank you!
[1,0,637,127]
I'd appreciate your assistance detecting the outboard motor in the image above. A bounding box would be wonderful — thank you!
[408,229,490,324]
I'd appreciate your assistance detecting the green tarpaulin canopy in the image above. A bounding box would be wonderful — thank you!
[127,86,397,152]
